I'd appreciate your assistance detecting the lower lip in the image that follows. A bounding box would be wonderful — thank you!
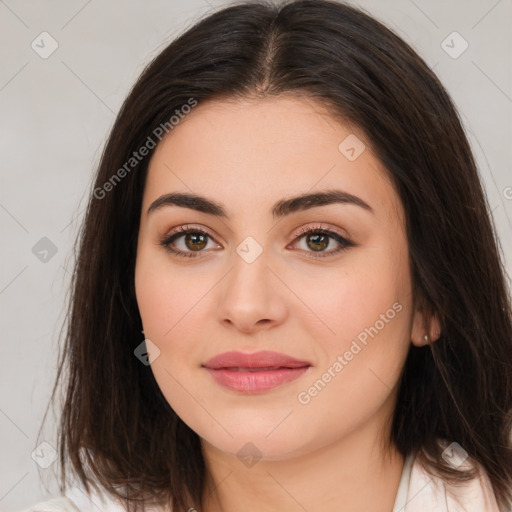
[204,366,310,393]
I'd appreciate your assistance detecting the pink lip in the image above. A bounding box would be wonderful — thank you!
[203,350,311,369]
[202,350,311,393]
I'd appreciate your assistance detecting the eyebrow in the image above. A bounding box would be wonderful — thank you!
[147,189,374,219]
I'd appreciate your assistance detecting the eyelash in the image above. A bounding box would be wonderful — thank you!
[159,224,354,259]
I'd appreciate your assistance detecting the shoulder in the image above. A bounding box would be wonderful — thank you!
[18,486,126,512]
[18,496,81,512]
[404,442,501,512]
[19,488,170,512]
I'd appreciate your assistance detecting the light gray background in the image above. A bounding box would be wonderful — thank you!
[1,1,511,510]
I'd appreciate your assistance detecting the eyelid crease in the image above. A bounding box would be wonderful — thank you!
[293,222,351,240]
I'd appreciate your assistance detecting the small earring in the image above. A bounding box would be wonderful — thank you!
[141,329,145,337]
[423,334,430,345]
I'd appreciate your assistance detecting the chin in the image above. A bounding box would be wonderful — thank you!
[195,418,316,463]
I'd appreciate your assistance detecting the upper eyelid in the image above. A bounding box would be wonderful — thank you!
[168,224,220,243]
[164,223,349,247]
[294,223,349,239]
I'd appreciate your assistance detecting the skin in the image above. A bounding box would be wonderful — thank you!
[134,95,440,512]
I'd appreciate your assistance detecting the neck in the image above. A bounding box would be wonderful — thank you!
[200,412,404,512]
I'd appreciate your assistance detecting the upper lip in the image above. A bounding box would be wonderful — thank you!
[202,350,311,370]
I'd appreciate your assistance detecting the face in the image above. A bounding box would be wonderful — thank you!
[135,95,425,461]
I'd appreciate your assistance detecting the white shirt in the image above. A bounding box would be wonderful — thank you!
[20,451,503,512]
[393,450,501,511]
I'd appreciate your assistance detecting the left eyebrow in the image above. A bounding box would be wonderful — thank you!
[146,189,374,219]
[272,189,374,217]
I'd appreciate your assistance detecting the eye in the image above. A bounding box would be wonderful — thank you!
[159,223,354,259]
[159,225,221,258]
[289,224,354,259]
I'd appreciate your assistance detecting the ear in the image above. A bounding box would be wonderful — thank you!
[411,303,441,347]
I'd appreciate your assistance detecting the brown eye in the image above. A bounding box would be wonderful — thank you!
[160,226,221,258]
[184,232,208,251]
[291,227,354,259]
[306,232,330,251]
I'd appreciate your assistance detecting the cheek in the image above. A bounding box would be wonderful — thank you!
[295,244,411,348]
[135,246,203,339]
[135,251,208,424]
[134,247,217,392]
[293,241,412,402]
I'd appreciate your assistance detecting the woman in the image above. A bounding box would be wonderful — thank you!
[24,0,512,511]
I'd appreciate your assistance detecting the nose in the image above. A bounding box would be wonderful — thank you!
[216,246,288,334]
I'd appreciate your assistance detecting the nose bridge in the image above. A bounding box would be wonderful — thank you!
[228,236,271,303]
[216,235,287,331]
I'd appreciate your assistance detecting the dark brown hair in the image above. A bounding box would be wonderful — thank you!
[40,0,512,510]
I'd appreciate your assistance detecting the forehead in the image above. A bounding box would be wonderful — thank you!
[143,95,403,225]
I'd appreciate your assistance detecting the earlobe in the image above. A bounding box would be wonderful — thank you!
[429,317,442,342]
[411,305,442,347]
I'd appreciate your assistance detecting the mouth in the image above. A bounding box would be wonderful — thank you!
[203,350,311,370]
[220,366,304,372]
[203,366,311,393]
[202,351,312,393]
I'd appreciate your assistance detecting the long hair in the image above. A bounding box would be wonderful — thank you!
[40,1,512,510]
